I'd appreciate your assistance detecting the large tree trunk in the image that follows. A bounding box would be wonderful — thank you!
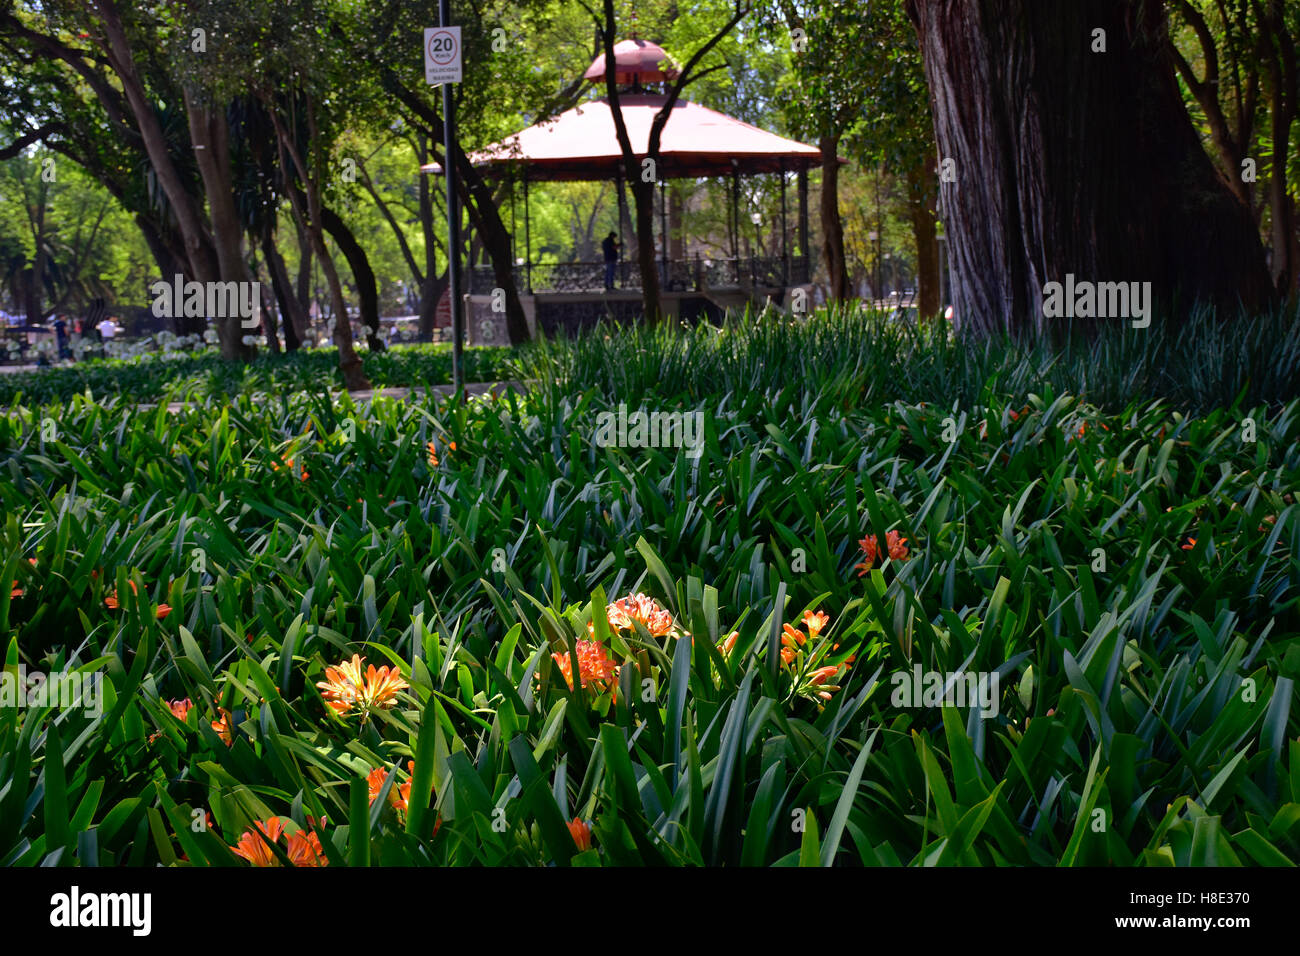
[628,177,662,321]
[818,133,848,302]
[253,256,281,355]
[322,206,384,351]
[669,182,685,260]
[262,223,304,351]
[21,267,41,327]
[295,229,313,330]
[616,175,635,266]
[1265,70,1297,295]
[907,0,1275,337]
[24,186,49,325]
[135,214,206,335]
[419,270,448,341]
[271,99,370,389]
[1258,0,1298,295]
[417,135,439,341]
[907,157,941,319]
[94,0,219,288]
[184,89,256,360]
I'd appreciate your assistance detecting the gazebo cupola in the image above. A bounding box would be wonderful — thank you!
[583,38,679,92]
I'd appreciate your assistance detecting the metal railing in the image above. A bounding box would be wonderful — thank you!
[468,255,810,295]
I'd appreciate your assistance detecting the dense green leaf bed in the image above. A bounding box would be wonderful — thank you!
[2,309,1297,866]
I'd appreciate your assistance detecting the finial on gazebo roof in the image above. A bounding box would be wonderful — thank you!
[583,38,680,85]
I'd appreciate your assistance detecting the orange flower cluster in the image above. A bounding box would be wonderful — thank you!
[148,697,195,744]
[368,761,416,815]
[596,592,681,638]
[167,698,193,722]
[1180,537,1197,551]
[779,611,830,665]
[316,654,409,717]
[808,666,842,699]
[11,557,36,594]
[551,640,619,700]
[427,440,455,467]
[777,609,849,702]
[779,626,802,665]
[1007,405,1031,422]
[271,455,309,480]
[803,610,829,637]
[231,817,328,867]
[856,531,909,574]
[212,707,234,745]
[104,579,172,618]
[1073,421,1109,439]
[368,762,442,836]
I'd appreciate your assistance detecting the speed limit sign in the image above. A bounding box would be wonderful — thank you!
[424,27,462,85]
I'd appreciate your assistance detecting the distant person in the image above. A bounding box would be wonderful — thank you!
[98,317,118,342]
[602,232,620,290]
[53,316,70,360]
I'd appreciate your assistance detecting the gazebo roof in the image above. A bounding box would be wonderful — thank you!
[421,93,826,181]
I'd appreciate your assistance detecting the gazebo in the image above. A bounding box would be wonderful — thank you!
[423,39,832,340]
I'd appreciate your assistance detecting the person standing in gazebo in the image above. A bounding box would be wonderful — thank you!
[602,231,620,290]
[53,315,70,360]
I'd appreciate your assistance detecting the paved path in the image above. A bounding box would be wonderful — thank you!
[2,378,531,415]
[140,380,529,413]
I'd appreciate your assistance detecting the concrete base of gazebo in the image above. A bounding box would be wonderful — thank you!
[464,286,807,345]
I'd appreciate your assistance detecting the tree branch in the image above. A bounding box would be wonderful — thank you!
[0,122,65,160]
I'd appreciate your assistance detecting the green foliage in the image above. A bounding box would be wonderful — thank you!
[0,148,155,316]
[0,343,514,407]
[2,308,1298,866]
[517,302,1300,415]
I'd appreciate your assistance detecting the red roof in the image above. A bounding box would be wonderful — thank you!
[422,94,828,181]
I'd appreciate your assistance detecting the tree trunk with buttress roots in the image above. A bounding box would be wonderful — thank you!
[906,0,1274,337]
[907,157,942,320]
[322,206,385,352]
[819,133,848,303]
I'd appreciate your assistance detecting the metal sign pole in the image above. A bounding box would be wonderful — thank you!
[439,0,463,395]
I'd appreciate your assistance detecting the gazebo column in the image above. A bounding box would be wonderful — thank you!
[523,171,533,294]
[779,159,789,286]
[730,161,740,278]
[797,167,809,284]
[659,180,669,287]
[616,167,632,279]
